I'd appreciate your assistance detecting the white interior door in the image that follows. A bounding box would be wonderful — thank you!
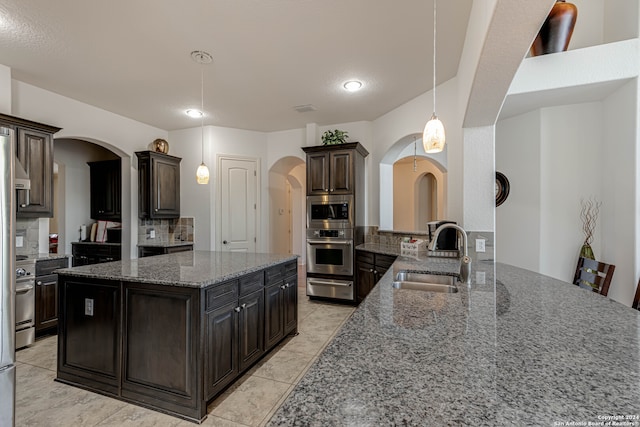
[220,157,257,252]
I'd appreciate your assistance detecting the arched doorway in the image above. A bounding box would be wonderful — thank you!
[268,156,306,264]
[382,133,448,231]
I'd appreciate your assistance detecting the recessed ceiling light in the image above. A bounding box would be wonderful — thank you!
[343,80,363,92]
[186,109,203,118]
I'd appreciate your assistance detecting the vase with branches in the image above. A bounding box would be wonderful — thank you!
[579,197,601,260]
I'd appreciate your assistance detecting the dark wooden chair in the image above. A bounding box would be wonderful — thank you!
[632,279,640,310]
[573,257,615,297]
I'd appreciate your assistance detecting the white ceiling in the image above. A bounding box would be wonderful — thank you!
[0,0,472,132]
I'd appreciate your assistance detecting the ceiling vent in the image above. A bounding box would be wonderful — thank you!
[293,104,317,113]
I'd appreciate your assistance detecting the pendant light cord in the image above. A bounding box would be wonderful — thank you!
[432,0,437,116]
[200,65,204,163]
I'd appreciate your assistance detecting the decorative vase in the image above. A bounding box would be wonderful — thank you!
[580,243,594,260]
[151,138,169,154]
[530,0,577,56]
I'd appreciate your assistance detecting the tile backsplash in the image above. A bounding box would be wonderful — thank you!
[16,218,40,256]
[138,217,194,245]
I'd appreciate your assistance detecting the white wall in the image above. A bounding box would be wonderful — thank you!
[602,79,638,305]
[539,102,603,281]
[496,110,542,273]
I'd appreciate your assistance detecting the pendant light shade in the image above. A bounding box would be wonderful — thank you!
[192,50,212,185]
[423,0,445,154]
[423,113,445,153]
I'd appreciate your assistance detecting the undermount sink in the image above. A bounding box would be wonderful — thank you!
[392,271,459,293]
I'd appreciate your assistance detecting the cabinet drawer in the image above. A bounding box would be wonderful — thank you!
[206,280,239,311]
[375,254,397,270]
[265,265,284,286]
[239,272,264,296]
[284,261,297,277]
[36,257,69,276]
[356,250,374,265]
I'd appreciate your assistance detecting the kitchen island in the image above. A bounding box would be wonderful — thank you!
[269,244,640,426]
[56,251,298,423]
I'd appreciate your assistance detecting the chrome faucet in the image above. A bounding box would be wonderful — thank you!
[428,224,472,284]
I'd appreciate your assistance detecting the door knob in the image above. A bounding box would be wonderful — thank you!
[223,240,228,244]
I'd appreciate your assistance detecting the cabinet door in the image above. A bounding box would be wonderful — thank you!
[329,150,353,194]
[356,260,376,303]
[16,128,53,217]
[375,254,397,281]
[35,274,58,332]
[306,152,329,195]
[151,156,180,218]
[238,290,264,372]
[206,301,239,398]
[90,160,121,221]
[264,283,284,350]
[283,276,298,335]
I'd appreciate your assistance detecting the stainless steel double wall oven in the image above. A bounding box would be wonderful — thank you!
[303,143,368,303]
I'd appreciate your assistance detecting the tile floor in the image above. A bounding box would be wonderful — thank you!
[15,269,355,426]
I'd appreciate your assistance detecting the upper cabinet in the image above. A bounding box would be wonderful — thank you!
[136,151,181,219]
[302,142,369,196]
[88,159,121,221]
[0,113,61,218]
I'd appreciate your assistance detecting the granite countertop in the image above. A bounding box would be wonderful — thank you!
[56,250,298,289]
[137,241,194,248]
[269,246,640,425]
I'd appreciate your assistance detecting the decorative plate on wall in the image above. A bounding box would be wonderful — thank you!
[496,171,510,207]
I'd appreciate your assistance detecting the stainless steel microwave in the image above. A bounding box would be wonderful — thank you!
[306,195,353,229]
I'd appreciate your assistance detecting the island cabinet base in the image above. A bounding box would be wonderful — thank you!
[56,260,297,424]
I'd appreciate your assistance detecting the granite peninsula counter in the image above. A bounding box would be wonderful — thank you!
[56,251,299,423]
[269,245,640,426]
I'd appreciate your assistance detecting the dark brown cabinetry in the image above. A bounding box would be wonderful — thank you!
[205,271,266,399]
[35,257,68,334]
[88,159,121,221]
[136,151,181,219]
[57,258,296,423]
[355,250,397,303]
[71,242,121,266]
[264,262,298,348]
[303,143,368,196]
[138,244,194,258]
[0,114,61,217]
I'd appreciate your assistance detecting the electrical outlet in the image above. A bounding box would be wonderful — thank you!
[16,236,23,248]
[476,271,486,285]
[475,238,486,253]
[150,229,156,239]
[85,298,94,316]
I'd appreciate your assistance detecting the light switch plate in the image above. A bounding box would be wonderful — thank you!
[16,236,24,248]
[150,229,156,239]
[475,238,486,253]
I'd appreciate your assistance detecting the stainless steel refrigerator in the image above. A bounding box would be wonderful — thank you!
[0,126,16,426]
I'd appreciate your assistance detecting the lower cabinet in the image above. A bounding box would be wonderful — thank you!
[138,244,194,258]
[57,259,297,422]
[72,243,121,266]
[264,263,297,349]
[35,257,68,334]
[205,271,268,400]
[356,250,397,302]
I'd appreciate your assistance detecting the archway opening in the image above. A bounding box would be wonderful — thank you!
[381,133,447,231]
[268,156,306,264]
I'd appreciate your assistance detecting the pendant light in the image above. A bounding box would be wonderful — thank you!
[192,50,212,184]
[423,0,445,154]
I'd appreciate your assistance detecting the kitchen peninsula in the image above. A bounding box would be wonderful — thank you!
[269,245,640,426]
[55,251,298,423]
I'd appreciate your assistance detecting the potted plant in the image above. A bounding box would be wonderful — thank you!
[321,129,349,145]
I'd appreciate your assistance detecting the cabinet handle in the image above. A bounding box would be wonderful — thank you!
[330,188,334,192]
[234,306,241,313]
[369,268,374,273]
[374,270,378,275]
[154,208,158,212]
[241,303,246,309]
[324,188,328,191]
[20,204,26,208]
[37,281,42,286]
